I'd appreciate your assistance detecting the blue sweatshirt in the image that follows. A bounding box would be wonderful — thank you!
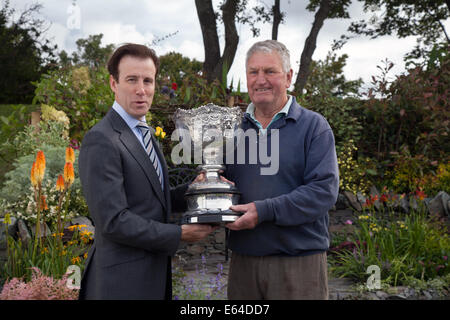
[225,99,339,256]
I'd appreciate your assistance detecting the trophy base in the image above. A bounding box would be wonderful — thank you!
[181,210,242,225]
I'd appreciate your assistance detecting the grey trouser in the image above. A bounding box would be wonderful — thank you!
[227,251,328,300]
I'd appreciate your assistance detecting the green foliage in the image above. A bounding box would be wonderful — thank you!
[298,51,363,153]
[403,273,450,297]
[158,52,203,85]
[0,104,38,184]
[329,198,450,286]
[1,117,69,197]
[2,222,91,284]
[337,140,372,195]
[0,118,88,223]
[307,0,351,19]
[0,146,86,223]
[0,1,57,103]
[419,163,450,197]
[356,49,450,193]
[172,257,226,300]
[5,120,68,158]
[348,0,449,61]
[61,34,115,68]
[155,53,241,108]
[32,65,114,142]
[383,148,450,195]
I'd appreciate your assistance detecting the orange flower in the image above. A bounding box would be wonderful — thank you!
[35,150,46,183]
[30,161,38,187]
[56,174,65,192]
[65,147,75,164]
[40,195,48,211]
[64,162,75,187]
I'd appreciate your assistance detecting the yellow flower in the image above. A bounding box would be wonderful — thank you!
[41,247,49,254]
[3,213,11,225]
[84,252,88,259]
[71,256,81,264]
[154,126,166,140]
[68,224,88,232]
[80,230,92,236]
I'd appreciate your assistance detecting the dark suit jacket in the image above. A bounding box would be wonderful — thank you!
[78,108,187,300]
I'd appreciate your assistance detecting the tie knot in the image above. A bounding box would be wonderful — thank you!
[137,121,149,132]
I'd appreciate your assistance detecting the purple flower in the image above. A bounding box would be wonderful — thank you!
[161,85,170,94]
[345,220,353,225]
[69,139,80,150]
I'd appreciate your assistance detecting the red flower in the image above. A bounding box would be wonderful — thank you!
[415,189,426,201]
[380,194,388,203]
[171,82,178,91]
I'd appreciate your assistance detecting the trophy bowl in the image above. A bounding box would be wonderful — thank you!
[173,103,243,224]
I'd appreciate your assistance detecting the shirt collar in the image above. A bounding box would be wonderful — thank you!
[112,101,146,130]
[245,95,293,124]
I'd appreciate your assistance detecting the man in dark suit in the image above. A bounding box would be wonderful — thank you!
[78,43,214,300]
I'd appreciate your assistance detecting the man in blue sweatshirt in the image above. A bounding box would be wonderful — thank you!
[225,40,339,299]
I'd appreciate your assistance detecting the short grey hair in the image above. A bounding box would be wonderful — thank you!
[246,40,291,73]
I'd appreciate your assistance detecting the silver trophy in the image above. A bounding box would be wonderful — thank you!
[173,103,243,224]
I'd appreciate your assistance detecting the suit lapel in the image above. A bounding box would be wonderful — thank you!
[107,110,167,210]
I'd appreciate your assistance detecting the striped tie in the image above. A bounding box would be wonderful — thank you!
[136,121,163,187]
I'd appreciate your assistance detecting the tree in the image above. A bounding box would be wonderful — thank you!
[299,51,363,151]
[272,0,283,40]
[252,0,286,40]
[58,34,115,68]
[294,0,352,95]
[195,0,239,84]
[158,52,203,84]
[195,0,279,84]
[0,1,57,104]
[347,0,450,61]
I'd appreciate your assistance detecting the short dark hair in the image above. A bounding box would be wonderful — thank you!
[107,43,160,81]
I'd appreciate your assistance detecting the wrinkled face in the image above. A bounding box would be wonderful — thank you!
[246,51,292,110]
[110,55,156,119]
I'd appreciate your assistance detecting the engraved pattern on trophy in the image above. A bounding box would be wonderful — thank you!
[173,103,243,224]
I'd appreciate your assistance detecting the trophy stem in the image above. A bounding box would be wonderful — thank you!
[200,164,225,181]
